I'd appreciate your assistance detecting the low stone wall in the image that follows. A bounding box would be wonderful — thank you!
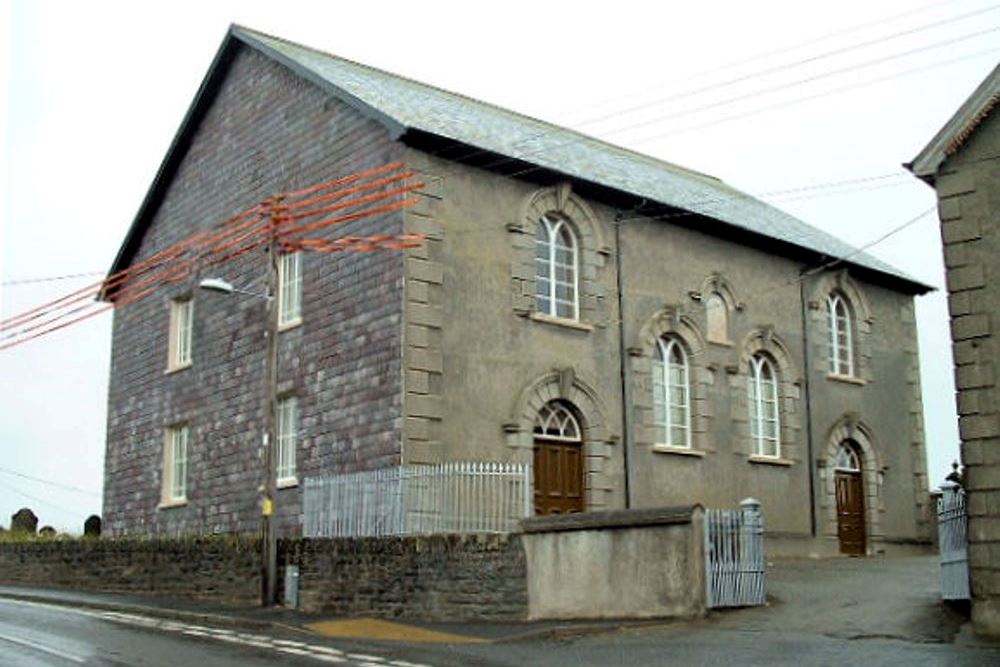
[521,506,706,620]
[0,536,261,606]
[281,533,527,620]
[0,533,527,620]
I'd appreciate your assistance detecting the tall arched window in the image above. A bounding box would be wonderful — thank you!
[747,353,780,458]
[826,293,854,376]
[653,338,691,448]
[705,292,728,343]
[535,214,579,320]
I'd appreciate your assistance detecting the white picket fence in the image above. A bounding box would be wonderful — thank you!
[303,462,532,538]
[937,483,971,601]
[704,498,767,609]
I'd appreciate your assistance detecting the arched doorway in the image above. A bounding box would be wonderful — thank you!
[533,401,585,515]
[834,441,866,556]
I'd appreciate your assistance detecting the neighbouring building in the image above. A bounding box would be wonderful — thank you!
[907,63,1000,637]
[102,25,933,557]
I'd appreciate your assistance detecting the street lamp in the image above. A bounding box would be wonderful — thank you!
[199,269,280,607]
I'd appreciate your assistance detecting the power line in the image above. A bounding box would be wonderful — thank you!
[0,466,101,498]
[553,0,969,120]
[571,4,1000,131]
[2,482,92,522]
[1,271,104,287]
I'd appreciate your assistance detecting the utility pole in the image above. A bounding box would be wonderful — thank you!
[261,198,282,606]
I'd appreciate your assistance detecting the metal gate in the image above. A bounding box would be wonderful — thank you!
[705,497,766,608]
[937,483,970,601]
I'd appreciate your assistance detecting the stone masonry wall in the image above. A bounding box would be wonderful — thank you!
[0,537,261,606]
[0,534,528,621]
[103,44,406,537]
[282,533,527,620]
[933,109,1000,637]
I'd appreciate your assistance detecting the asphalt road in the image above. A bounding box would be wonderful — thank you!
[2,556,1000,666]
[0,598,435,667]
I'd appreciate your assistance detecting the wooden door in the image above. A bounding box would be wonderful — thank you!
[533,439,584,515]
[835,471,866,556]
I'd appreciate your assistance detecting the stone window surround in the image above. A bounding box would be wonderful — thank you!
[630,308,713,456]
[690,273,743,347]
[509,183,610,327]
[504,368,618,512]
[809,270,872,384]
[818,416,885,554]
[731,327,801,466]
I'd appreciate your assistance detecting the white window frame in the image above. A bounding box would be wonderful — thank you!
[162,424,189,505]
[167,297,193,371]
[826,293,854,376]
[747,354,780,458]
[277,396,298,486]
[652,337,692,449]
[533,401,581,442]
[278,252,302,328]
[834,443,861,472]
[534,214,579,321]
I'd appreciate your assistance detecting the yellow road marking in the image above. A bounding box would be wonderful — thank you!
[305,618,486,644]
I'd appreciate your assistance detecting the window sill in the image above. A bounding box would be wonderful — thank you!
[652,445,706,458]
[158,499,188,510]
[277,477,299,489]
[529,312,594,332]
[165,362,192,375]
[826,373,865,386]
[707,338,734,348]
[748,455,795,467]
[278,318,302,333]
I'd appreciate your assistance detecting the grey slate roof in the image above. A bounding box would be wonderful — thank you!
[234,26,926,291]
[104,25,928,293]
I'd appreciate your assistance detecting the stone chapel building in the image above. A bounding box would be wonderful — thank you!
[102,25,933,557]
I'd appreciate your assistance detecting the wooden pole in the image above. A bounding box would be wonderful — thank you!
[261,199,281,606]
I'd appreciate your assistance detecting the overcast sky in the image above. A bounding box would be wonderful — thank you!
[1,0,996,533]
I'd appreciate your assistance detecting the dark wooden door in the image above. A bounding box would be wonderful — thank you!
[835,471,866,556]
[533,439,584,515]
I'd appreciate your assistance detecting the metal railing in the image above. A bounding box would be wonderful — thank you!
[705,498,766,609]
[303,462,532,538]
[937,482,970,601]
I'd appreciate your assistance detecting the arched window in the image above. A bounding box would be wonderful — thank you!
[652,337,691,448]
[834,442,861,471]
[826,293,854,376]
[534,401,581,441]
[747,354,780,458]
[705,292,728,343]
[535,214,579,320]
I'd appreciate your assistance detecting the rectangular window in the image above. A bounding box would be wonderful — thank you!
[278,252,302,327]
[277,396,298,484]
[162,425,189,504]
[168,297,193,370]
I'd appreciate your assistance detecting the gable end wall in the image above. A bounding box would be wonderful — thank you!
[103,45,406,536]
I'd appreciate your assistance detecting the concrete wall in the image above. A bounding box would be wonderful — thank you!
[932,110,1000,636]
[103,45,406,537]
[521,507,706,620]
[403,148,930,555]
